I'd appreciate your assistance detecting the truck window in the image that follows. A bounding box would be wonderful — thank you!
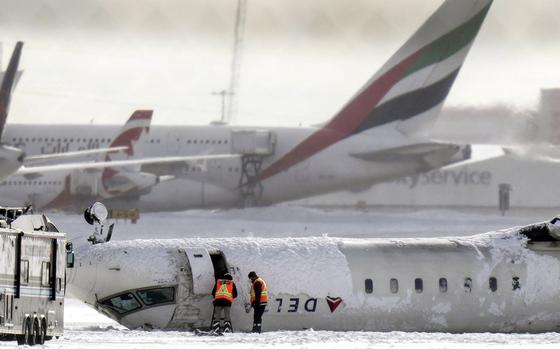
[390,278,399,294]
[100,293,142,314]
[41,261,50,286]
[414,278,423,293]
[136,287,175,306]
[364,279,373,294]
[20,260,29,285]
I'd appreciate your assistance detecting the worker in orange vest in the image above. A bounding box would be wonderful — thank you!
[211,272,238,333]
[248,271,267,333]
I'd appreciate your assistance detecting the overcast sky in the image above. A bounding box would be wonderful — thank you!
[1,0,559,125]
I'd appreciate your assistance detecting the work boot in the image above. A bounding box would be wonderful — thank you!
[211,320,220,334]
[252,323,261,333]
[223,321,233,333]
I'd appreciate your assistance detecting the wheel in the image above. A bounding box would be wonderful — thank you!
[31,319,40,346]
[37,320,46,345]
[16,318,33,346]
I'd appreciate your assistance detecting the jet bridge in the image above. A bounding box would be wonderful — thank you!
[231,130,276,207]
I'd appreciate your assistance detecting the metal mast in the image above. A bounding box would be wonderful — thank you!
[226,0,247,124]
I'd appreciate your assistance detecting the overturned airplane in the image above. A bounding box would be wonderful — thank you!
[67,213,560,333]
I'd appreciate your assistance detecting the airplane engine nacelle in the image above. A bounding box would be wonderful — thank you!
[103,171,159,195]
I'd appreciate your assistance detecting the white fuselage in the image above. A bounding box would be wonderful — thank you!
[66,225,560,333]
[1,123,458,211]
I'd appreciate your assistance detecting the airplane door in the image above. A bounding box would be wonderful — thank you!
[184,248,215,295]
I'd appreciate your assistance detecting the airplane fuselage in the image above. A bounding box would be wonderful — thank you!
[1,123,459,211]
[66,221,560,332]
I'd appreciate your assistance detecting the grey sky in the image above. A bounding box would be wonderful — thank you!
[1,0,559,125]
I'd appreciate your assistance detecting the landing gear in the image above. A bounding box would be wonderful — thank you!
[238,155,264,208]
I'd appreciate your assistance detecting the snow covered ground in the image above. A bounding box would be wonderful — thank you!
[4,206,559,348]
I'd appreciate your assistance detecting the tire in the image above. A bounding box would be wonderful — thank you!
[31,319,40,346]
[37,320,46,345]
[16,318,33,346]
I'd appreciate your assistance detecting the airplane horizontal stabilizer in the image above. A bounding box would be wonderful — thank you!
[350,143,461,163]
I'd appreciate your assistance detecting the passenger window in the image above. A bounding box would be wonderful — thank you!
[439,278,447,293]
[136,287,175,306]
[489,277,498,292]
[390,278,399,293]
[41,261,50,286]
[20,260,29,285]
[100,293,142,314]
[512,277,520,290]
[414,278,423,293]
[464,277,472,293]
[364,279,373,294]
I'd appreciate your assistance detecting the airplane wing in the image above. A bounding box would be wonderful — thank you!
[23,146,129,165]
[16,154,241,176]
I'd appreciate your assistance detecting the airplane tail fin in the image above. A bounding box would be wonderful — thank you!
[104,110,153,162]
[259,0,492,180]
[0,42,23,138]
[102,110,152,184]
[101,110,153,195]
[331,0,492,137]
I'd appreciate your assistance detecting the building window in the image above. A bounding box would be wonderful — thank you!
[489,277,498,292]
[464,277,472,293]
[364,279,373,294]
[512,277,520,290]
[439,278,447,293]
[390,278,399,294]
[414,278,423,293]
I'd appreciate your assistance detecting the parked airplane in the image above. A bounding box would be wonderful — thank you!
[0,110,239,209]
[66,205,560,332]
[0,42,151,181]
[3,0,492,211]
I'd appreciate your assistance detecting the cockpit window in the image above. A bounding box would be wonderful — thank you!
[136,287,175,306]
[100,293,142,314]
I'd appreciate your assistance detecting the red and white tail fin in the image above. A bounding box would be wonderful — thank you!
[105,110,153,162]
[0,42,23,138]
[102,110,152,187]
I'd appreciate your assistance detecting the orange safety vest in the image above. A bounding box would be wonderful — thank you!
[250,277,268,304]
[214,279,234,303]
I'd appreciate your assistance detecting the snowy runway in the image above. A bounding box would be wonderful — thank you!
[9,327,560,348]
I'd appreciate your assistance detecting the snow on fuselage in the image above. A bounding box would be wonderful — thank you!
[67,224,560,333]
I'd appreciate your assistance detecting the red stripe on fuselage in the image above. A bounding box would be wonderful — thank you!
[259,49,423,181]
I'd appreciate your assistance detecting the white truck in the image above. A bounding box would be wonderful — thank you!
[0,207,72,345]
